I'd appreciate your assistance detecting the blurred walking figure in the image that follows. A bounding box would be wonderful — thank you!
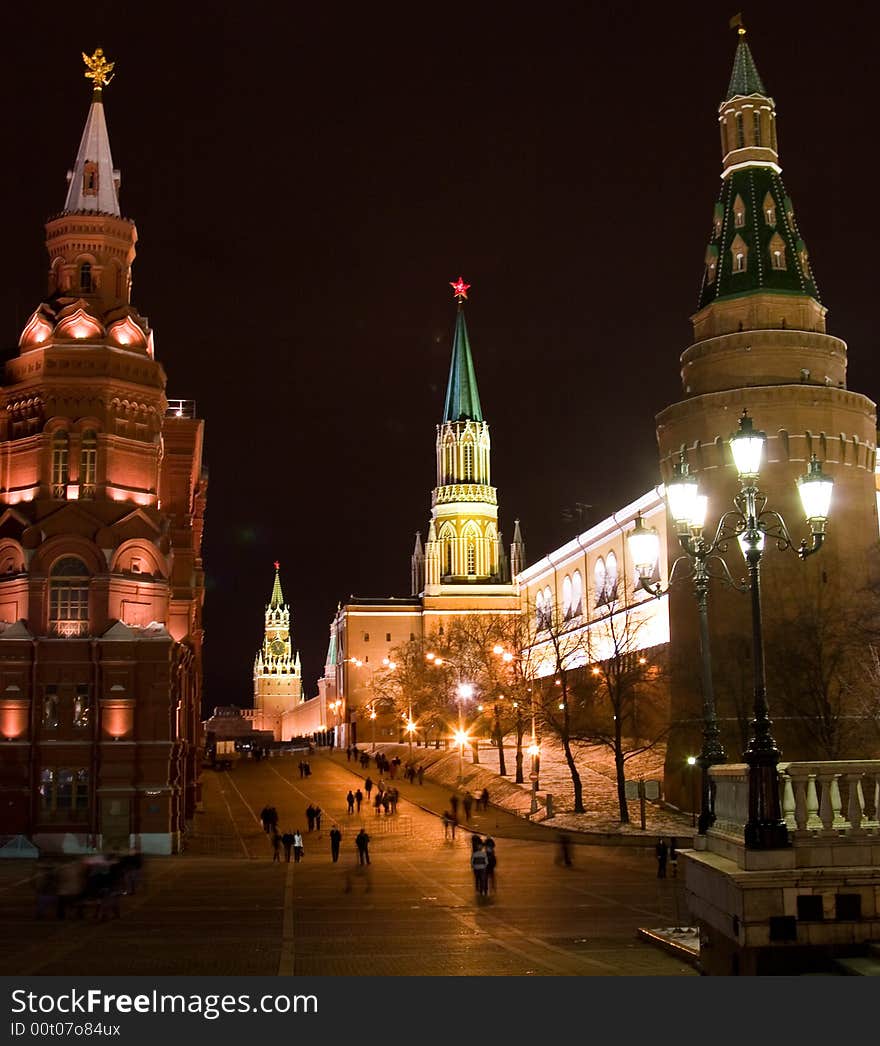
[330,826,342,862]
[479,787,490,811]
[355,828,371,865]
[34,863,58,919]
[556,832,573,867]
[314,806,323,831]
[271,830,282,862]
[656,837,668,879]
[442,811,451,840]
[484,836,497,892]
[282,831,294,862]
[293,830,304,863]
[462,792,473,822]
[450,795,459,820]
[260,805,272,832]
[347,790,355,814]
[306,804,316,831]
[365,776,373,799]
[417,766,424,785]
[669,837,679,878]
[355,788,363,813]
[265,807,279,834]
[470,833,483,853]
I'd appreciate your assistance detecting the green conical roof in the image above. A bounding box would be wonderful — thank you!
[697,167,819,310]
[442,307,483,423]
[726,36,767,100]
[270,564,285,609]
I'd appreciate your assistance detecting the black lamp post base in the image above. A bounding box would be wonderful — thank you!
[744,820,789,850]
[697,810,716,835]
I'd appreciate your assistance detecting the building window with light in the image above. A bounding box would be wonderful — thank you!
[80,430,97,498]
[463,443,474,481]
[562,575,573,620]
[572,570,583,617]
[733,195,746,228]
[763,193,776,225]
[769,233,787,270]
[752,111,762,146]
[466,541,476,575]
[39,767,89,820]
[51,431,69,498]
[594,558,607,607]
[606,551,619,601]
[73,685,91,728]
[42,685,59,728]
[49,556,90,637]
[79,262,93,293]
[735,112,744,149]
[83,162,98,196]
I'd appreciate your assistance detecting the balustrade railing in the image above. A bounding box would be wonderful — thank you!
[709,760,880,841]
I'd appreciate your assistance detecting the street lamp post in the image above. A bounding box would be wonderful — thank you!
[630,410,833,849]
[686,756,697,827]
[345,656,396,753]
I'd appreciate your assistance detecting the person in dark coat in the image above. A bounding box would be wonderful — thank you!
[346,790,355,814]
[656,837,668,879]
[364,776,373,798]
[281,831,294,862]
[271,830,282,862]
[330,826,342,862]
[306,805,316,831]
[355,828,371,865]
[355,788,363,812]
[314,806,323,831]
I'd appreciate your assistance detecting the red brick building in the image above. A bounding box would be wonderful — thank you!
[0,52,206,855]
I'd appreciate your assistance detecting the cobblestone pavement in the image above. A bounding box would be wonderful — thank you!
[0,753,695,977]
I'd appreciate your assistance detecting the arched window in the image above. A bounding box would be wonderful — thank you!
[733,195,746,228]
[606,551,619,601]
[752,111,762,146]
[543,586,553,628]
[79,263,92,293]
[731,234,748,274]
[562,575,573,620]
[734,252,745,272]
[51,432,69,498]
[535,589,545,630]
[720,119,728,156]
[463,443,474,481]
[80,430,97,498]
[735,112,744,149]
[83,162,98,196]
[445,540,453,576]
[770,233,787,270]
[49,556,90,638]
[763,192,776,225]
[594,558,607,607]
[572,571,583,617]
[466,541,476,575]
[705,245,719,284]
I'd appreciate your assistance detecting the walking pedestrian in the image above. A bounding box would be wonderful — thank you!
[479,787,490,811]
[417,766,424,785]
[462,791,473,822]
[471,844,489,895]
[442,811,451,840]
[306,804,316,832]
[266,807,278,833]
[355,828,371,865]
[293,830,304,863]
[298,760,305,779]
[347,790,355,815]
[470,833,483,853]
[330,826,342,862]
[346,746,352,762]
[449,811,458,840]
[282,830,294,862]
[271,830,282,862]
[450,795,459,819]
[365,776,373,798]
[314,806,323,831]
[656,837,668,879]
[355,788,363,812]
[260,805,271,832]
[556,832,573,867]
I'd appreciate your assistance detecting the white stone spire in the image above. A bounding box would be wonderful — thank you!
[64,94,121,216]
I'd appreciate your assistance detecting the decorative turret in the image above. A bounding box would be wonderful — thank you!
[510,518,526,579]
[411,532,425,596]
[685,22,836,392]
[44,50,138,317]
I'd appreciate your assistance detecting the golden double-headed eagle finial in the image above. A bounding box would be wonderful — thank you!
[82,48,115,92]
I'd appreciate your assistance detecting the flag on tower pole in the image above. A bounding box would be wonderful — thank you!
[729,13,744,32]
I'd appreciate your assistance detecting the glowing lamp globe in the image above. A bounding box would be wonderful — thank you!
[730,411,766,481]
[798,456,833,528]
[627,514,660,579]
[458,682,474,701]
[737,529,766,559]
[665,460,700,529]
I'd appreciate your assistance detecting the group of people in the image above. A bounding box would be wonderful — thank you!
[35,852,143,921]
[297,759,312,778]
[469,834,497,895]
[305,804,323,831]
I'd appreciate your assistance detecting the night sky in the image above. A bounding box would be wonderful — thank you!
[2,3,879,707]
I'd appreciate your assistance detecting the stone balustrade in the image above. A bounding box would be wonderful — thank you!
[709,760,880,840]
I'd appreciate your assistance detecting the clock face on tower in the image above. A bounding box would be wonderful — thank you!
[270,639,285,656]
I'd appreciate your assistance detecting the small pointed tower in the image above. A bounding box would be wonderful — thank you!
[420,279,504,594]
[656,23,880,798]
[510,518,526,580]
[411,532,425,596]
[253,562,303,741]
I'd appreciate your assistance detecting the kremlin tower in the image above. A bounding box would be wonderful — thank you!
[253,562,303,740]
[656,28,880,798]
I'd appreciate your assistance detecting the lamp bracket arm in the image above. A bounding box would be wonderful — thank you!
[704,554,749,592]
[667,555,695,587]
[757,509,796,552]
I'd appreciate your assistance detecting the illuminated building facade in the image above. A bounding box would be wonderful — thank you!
[0,53,206,855]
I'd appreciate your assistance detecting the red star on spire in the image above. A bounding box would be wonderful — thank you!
[450,276,471,301]
[274,560,280,571]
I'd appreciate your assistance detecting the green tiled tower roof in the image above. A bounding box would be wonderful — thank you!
[697,167,818,310]
[442,306,483,423]
[726,36,767,99]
